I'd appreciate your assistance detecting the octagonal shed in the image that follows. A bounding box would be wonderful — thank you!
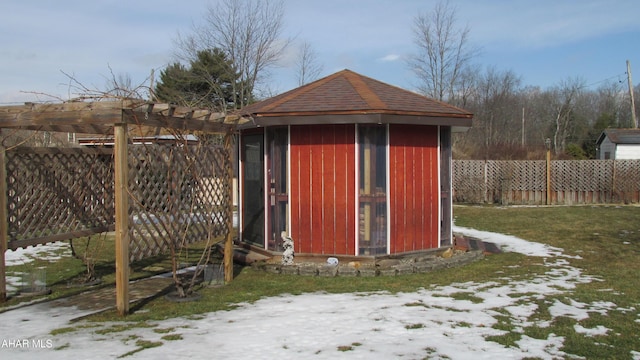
[238,70,472,256]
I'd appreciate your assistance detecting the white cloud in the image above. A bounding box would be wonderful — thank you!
[379,54,401,62]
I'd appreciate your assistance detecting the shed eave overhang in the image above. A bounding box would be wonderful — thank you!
[238,111,473,130]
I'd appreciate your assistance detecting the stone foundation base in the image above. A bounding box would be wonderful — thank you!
[251,250,484,277]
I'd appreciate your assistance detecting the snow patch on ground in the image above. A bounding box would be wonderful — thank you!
[4,242,72,266]
[574,324,610,337]
[453,225,568,257]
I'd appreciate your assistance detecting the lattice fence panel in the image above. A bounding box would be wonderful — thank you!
[128,141,229,262]
[452,160,486,203]
[509,161,546,191]
[613,160,640,203]
[552,160,613,191]
[453,159,640,205]
[6,148,114,249]
[483,161,546,204]
[484,161,502,193]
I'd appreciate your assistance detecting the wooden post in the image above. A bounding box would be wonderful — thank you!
[114,123,130,315]
[363,135,371,247]
[224,132,234,283]
[546,138,552,205]
[0,146,7,302]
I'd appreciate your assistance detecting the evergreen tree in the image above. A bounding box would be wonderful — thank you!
[582,112,618,158]
[155,62,190,104]
[155,48,241,110]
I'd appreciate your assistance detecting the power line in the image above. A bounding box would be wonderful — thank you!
[582,73,627,89]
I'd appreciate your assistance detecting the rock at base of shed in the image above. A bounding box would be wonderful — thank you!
[281,265,299,275]
[299,265,319,276]
[337,266,358,277]
[358,267,379,277]
[393,264,415,275]
[262,264,281,274]
[318,265,338,277]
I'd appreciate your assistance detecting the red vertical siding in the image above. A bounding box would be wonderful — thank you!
[291,126,312,253]
[290,124,356,255]
[310,127,324,253]
[322,126,336,253]
[389,124,439,253]
[340,126,357,255]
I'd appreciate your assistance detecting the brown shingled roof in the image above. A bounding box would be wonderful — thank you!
[597,128,640,144]
[240,70,473,125]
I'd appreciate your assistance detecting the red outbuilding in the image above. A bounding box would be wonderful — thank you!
[238,70,472,257]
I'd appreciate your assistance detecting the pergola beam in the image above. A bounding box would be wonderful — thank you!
[0,125,114,135]
[122,109,230,133]
[0,100,236,135]
[0,102,123,129]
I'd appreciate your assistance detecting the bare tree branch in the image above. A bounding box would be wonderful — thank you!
[295,41,324,86]
[408,0,478,101]
[176,0,290,108]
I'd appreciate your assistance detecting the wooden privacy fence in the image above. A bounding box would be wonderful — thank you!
[453,160,640,205]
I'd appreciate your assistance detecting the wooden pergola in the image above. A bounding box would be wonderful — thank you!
[0,99,238,315]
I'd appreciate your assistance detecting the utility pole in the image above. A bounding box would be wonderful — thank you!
[627,60,638,128]
[521,107,525,146]
[149,68,156,102]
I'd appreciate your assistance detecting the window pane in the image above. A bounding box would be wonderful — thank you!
[358,125,387,255]
[242,133,264,247]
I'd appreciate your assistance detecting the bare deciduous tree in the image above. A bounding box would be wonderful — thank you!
[452,66,525,158]
[548,77,586,154]
[295,41,323,86]
[104,68,141,99]
[177,0,290,108]
[476,67,523,148]
[408,0,478,101]
[56,68,150,101]
[594,80,626,127]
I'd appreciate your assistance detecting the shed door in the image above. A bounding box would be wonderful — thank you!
[267,127,288,251]
[241,133,264,247]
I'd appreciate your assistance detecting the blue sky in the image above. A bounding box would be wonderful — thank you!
[1,0,639,104]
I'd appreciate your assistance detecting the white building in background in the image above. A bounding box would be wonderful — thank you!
[596,128,640,160]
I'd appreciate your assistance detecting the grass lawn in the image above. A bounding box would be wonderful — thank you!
[3,205,640,358]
